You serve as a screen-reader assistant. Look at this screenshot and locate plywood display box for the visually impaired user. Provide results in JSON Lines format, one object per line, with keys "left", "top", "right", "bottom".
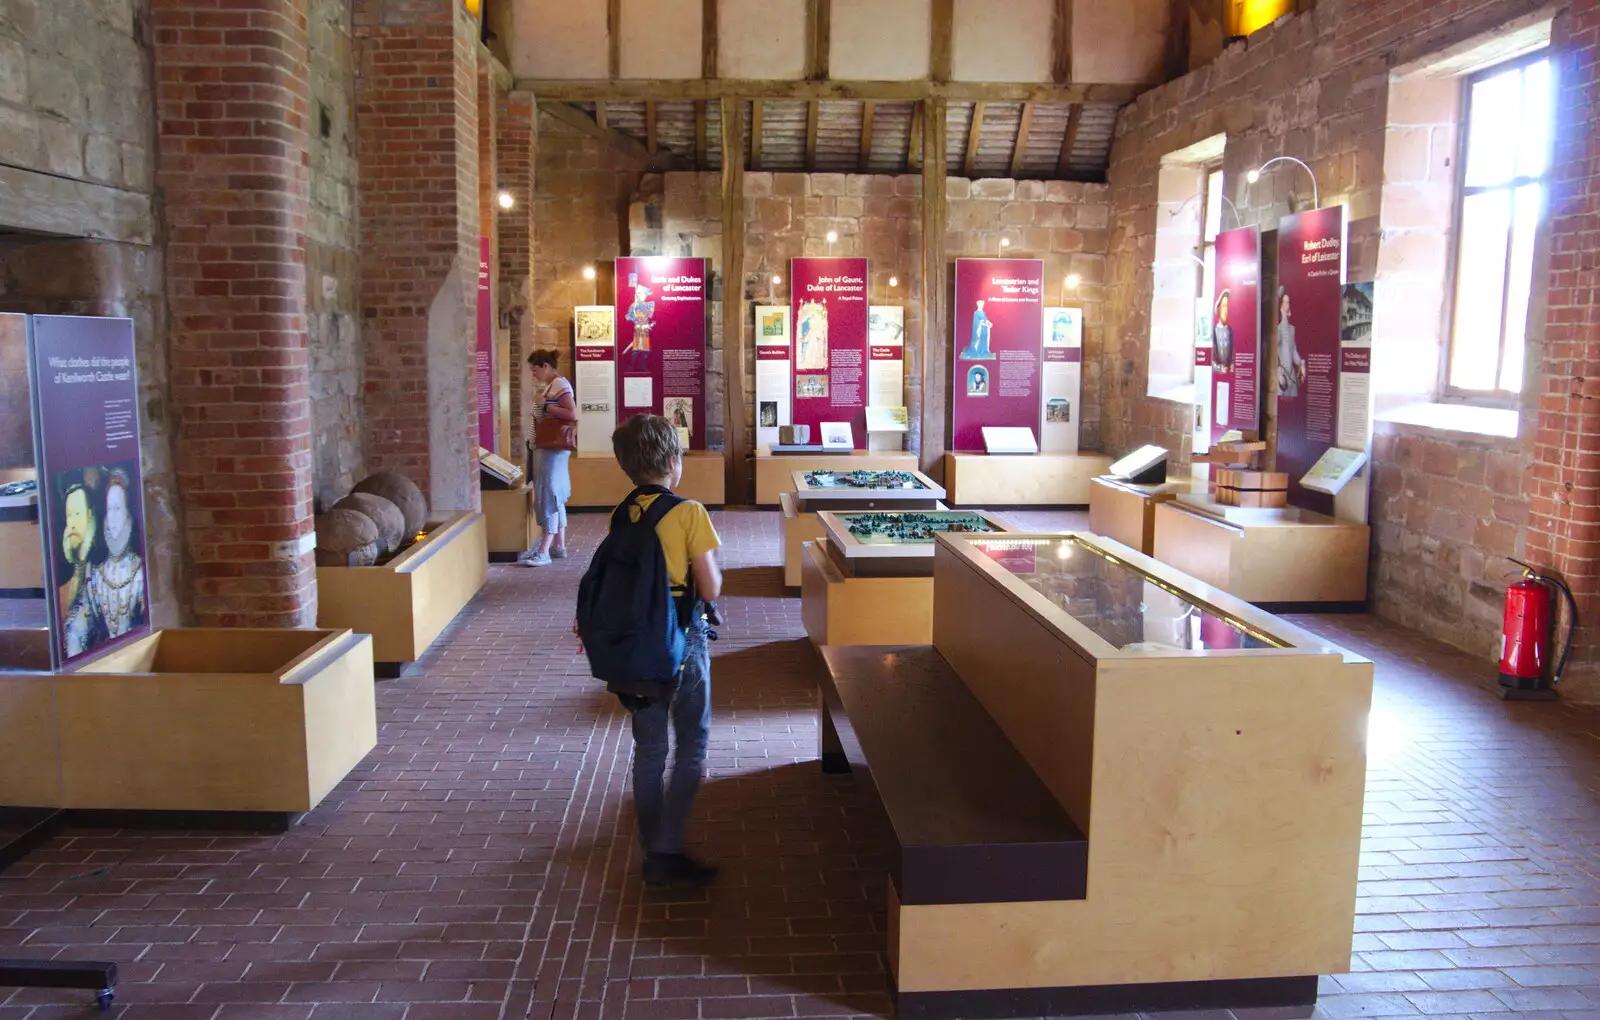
{"left": 317, "top": 511, "right": 489, "bottom": 667}
{"left": 942, "top": 452, "right": 1111, "bottom": 507}
{"left": 2, "top": 627, "right": 377, "bottom": 815}
{"left": 481, "top": 484, "right": 535, "bottom": 562}
{"left": 568, "top": 450, "right": 725, "bottom": 509}
{"left": 1152, "top": 502, "right": 1370, "bottom": 605}
{"left": 817, "top": 531, "right": 1372, "bottom": 1015}
{"left": 1087, "top": 477, "right": 1187, "bottom": 555}
{"left": 756, "top": 449, "right": 918, "bottom": 506}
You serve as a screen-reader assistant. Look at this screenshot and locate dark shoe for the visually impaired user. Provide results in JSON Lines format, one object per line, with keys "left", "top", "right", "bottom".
{"left": 642, "top": 852, "right": 718, "bottom": 888}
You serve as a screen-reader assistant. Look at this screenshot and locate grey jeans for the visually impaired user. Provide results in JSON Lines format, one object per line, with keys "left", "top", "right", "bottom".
{"left": 626, "top": 622, "right": 711, "bottom": 856}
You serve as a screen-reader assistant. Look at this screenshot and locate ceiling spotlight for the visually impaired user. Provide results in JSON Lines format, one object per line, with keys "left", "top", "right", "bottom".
{"left": 582, "top": 265, "right": 596, "bottom": 281}
{"left": 1066, "top": 273, "right": 1081, "bottom": 290}
{"left": 497, "top": 190, "right": 515, "bottom": 210}
{"left": 826, "top": 230, "right": 839, "bottom": 243}
{"left": 888, "top": 275, "right": 899, "bottom": 288}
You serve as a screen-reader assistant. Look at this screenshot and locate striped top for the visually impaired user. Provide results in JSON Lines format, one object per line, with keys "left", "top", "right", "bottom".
{"left": 527, "top": 376, "right": 573, "bottom": 442}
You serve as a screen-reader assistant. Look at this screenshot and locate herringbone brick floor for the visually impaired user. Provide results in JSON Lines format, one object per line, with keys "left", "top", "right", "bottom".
{"left": 4, "top": 509, "right": 1600, "bottom": 1020}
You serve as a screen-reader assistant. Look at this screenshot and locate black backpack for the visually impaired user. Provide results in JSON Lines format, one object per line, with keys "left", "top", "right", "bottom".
{"left": 576, "top": 486, "right": 693, "bottom": 697}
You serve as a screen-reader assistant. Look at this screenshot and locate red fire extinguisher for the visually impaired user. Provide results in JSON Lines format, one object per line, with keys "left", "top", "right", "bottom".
{"left": 1499, "top": 558, "right": 1577, "bottom": 697}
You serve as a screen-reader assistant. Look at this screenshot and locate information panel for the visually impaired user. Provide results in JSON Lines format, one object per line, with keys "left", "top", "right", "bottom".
{"left": 27, "top": 315, "right": 151, "bottom": 670}
{"left": 615, "top": 257, "right": 708, "bottom": 449}
{"left": 1275, "top": 206, "right": 1346, "bottom": 515}
{"left": 476, "top": 237, "right": 495, "bottom": 451}
{"left": 1042, "top": 306, "right": 1083, "bottom": 454}
{"left": 753, "top": 305, "right": 791, "bottom": 449}
{"left": 867, "top": 305, "right": 905, "bottom": 451}
{"left": 572, "top": 306, "right": 616, "bottom": 454}
{"left": 790, "top": 257, "right": 870, "bottom": 449}
{"left": 951, "top": 258, "right": 1045, "bottom": 452}
{"left": 1209, "top": 226, "right": 1261, "bottom": 444}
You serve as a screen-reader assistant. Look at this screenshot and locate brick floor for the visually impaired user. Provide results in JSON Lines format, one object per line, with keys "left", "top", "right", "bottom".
{"left": 4, "top": 509, "right": 1600, "bottom": 1020}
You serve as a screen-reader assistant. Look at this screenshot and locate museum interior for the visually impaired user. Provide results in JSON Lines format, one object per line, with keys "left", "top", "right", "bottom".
{"left": 5, "top": 0, "right": 1600, "bottom": 1017}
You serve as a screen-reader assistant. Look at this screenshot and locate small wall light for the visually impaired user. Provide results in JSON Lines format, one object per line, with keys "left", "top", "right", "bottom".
{"left": 582, "top": 265, "right": 596, "bottom": 281}
{"left": 888, "top": 275, "right": 899, "bottom": 288}
{"left": 497, "top": 190, "right": 515, "bottom": 210}
{"left": 771, "top": 274, "right": 782, "bottom": 286}
{"left": 1065, "top": 273, "right": 1081, "bottom": 290}
{"left": 1245, "top": 156, "right": 1320, "bottom": 208}
{"left": 1000, "top": 237, "right": 1012, "bottom": 249}
{"left": 825, "top": 230, "right": 839, "bottom": 244}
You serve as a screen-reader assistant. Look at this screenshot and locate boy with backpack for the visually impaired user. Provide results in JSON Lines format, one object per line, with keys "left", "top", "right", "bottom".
{"left": 575, "top": 414, "right": 723, "bottom": 887}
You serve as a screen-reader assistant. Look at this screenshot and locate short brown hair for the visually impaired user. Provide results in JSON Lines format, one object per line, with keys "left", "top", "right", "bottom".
{"left": 613, "top": 415, "right": 682, "bottom": 485}
{"left": 528, "top": 348, "right": 559, "bottom": 369}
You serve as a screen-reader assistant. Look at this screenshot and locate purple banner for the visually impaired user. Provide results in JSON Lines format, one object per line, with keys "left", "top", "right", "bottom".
{"left": 951, "top": 258, "right": 1045, "bottom": 451}
{"left": 1210, "top": 226, "right": 1261, "bottom": 444}
{"left": 790, "top": 257, "right": 869, "bottom": 449}
{"left": 476, "top": 237, "right": 495, "bottom": 451}
{"left": 616, "top": 257, "right": 708, "bottom": 449}
{"left": 28, "top": 316, "right": 150, "bottom": 670}
{"left": 1275, "top": 207, "right": 1346, "bottom": 515}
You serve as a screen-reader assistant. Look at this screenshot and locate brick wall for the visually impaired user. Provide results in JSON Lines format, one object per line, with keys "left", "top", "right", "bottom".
{"left": 152, "top": 0, "right": 318, "bottom": 628}
{"left": 0, "top": 0, "right": 151, "bottom": 192}
{"left": 1103, "top": 0, "right": 1585, "bottom": 683}
{"left": 308, "top": 0, "right": 364, "bottom": 510}
{"left": 355, "top": 0, "right": 482, "bottom": 512}
{"left": 498, "top": 91, "right": 536, "bottom": 453}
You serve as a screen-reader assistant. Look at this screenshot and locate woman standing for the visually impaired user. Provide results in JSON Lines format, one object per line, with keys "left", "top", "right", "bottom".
{"left": 523, "top": 349, "right": 576, "bottom": 566}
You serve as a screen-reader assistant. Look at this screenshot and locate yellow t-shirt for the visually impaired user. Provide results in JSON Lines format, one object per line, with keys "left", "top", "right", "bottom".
{"left": 626, "top": 494, "right": 721, "bottom": 590}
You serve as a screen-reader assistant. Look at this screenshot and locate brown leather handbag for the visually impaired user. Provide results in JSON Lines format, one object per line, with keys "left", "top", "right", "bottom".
{"left": 534, "top": 413, "right": 578, "bottom": 452}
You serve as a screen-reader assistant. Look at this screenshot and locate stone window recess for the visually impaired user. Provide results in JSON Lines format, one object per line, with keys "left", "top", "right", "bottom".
{"left": 1443, "top": 52, "right": 1553, "bottom": 398}
{"left": 1147, "top": 133, "right": 1227, "bottom": 406}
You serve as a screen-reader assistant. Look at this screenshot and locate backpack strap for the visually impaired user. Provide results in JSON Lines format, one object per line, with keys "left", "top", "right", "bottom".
{"left": 620, "top": 486, "right": 699, "bottom": 629}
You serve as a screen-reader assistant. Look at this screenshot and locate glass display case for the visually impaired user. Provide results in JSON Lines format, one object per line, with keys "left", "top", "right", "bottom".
{"left": 812, "top": 509, "right": 1011, "bottom": 582}
{"left": 790, "top": 467, "right": 947, "bottom": 511}
{"left": 963, "top": 535, "right": 1284, "bottom": 652}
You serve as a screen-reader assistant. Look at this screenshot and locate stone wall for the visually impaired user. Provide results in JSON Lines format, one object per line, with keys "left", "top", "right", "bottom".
{"left": 0, "top": 0, "right": 151, "bottom": 193}
{"left": 308, "top": 0, "right": 364, "bottom": 510}
{"left": 1102, "top": 0, "right": 1568, "bottom": 675}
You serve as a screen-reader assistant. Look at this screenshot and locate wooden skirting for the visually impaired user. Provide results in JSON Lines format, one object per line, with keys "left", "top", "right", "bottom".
{"left": 317, "top": 511, "right": 490, "bottom": 664}
{"left": 942, "top": 452, "right": 1111, "bottom": 507}
{"left": 1087, "top": 477, "right": 1181, "bottom": 556}
{"left": 568, "top": 450, "right": 726, "bottom": 509}
{"left": 800, "top": 541, "right": 936, "bottom": 646}
{"left": 482, "top": 484, "right": 535, "bottom": 561}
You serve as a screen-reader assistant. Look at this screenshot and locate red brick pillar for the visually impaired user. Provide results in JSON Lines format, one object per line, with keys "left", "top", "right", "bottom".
{"left": 354, "top": 0, "right": 481, "bottom": 511}
{"left": 497, "top": 91, "right": 536, "bottom": 457}
{"left": 151, "top": 0, "right": 318, "bottom": 627}
{"left": 1530, "top": 0, "right": 1600, "bottom": 681}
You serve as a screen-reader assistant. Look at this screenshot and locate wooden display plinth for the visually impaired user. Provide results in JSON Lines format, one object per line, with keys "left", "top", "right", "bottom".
{"left": 568, "top": 450, "right": 725, "bottom": 509}
{"left": 1087, "top": 477, "right": 1186, "bottom": 555}
{"left": 0, "top": 629, "right": 57, "bottom": 808}
{"left": 801, "top": 541, "right": 937, "bottom": 646}
{"left": 2, "top": 628, "right": 376, "bottom": 815}
{"left": 481, "top": 484, "right": 535, "bottom": 562}
{"left": 851, "top": 533, "right": 1373, "bottom": 1015}
{"left": 941, "top": 452, "right": 1111, "bottom": 507}
{"left": 0, "top": 520, "right": 43, "bottom": 594}
{"left": 780, "top": 491, "right": 826, "bottom": 589}
{"left": 317, "top": 511, "right": 489, "bottom": 669}
{"left": 1152, "top": 502, "right": 1370, "bottom": 605}
{"left": 756, "top": 449, "right": 916, "bottom": 506}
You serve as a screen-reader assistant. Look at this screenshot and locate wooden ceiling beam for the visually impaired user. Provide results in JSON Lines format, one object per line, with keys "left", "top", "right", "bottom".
{"left": 607, "top": 0, "right": 621, "bottom": 78}
{"left": 1011, "top": 101, "right": 1034, "bottom": 178}
{"left": 695, "top": 102, "right": 708, "bottom": 167}
{"left": 594, "top": 101, "right": 607, "bottom": 130}
{"left": 516, "top": 79, "right": 1143, "bottom": 105}
{"left": 964, "top": 101, "right": 985, "bottom": 178}
{"left": 645, "top": 100, "right": 658, "bottom": 155}
{"left": 931, "top": 0, "right": 953, "bottom": 82}
{"left": 907, "top": 99, "right": 924, "bottom": 172}
{"left": 702, "top": 0, "right": 718, "bottom": 79}
{"left": 859, "top": 100, "right": 876, "bottom": 173}
{"left": 538, "top": 100, "right": 661, "bottom": 169}
{"left": 751, "top": 100, "right": 765, "bottom": 170}
{"left": 1057, "top": 103, "right": 1083, "bottom": 178}
{"left": 805, "top": 100, "right": 819, "bottom": 171}
{"left": 1052, "top": 0, "right": 1072, "bottom": 84}
{"left": 807, "top": 0, "right": 832, "bottom": 80}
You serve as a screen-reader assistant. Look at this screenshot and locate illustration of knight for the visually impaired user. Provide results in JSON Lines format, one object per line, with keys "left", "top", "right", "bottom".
{"left": 621, "top": 272, "right": 656, "bottom": 371}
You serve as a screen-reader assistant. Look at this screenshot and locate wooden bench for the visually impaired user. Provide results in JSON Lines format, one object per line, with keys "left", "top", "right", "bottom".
{"left": 816, "top": 644, "right": 1087, "bottom": 906}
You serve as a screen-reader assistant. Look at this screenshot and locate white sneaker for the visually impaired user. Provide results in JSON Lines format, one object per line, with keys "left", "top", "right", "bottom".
{"left": 522, "top": 553, "right": 552, "bottom": 567}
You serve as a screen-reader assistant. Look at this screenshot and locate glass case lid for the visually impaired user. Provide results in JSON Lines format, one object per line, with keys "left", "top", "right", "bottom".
{"left": 961, "top": 535, "right": 1288, "bottom": 652}
{"left": 801, "top": 469, "right": 930, "bottom": 490}
{"left": 833, "top": 510, "right": 1003, "bottom": 545}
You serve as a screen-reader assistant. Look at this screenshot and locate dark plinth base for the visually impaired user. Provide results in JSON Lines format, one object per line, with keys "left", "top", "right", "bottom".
{"left": 894, "top": 974, "right": 1317, "bottom": 1019}
{"left": 488, "top": 551, "right": 524, "bottom": 564}
{"left": 64, "top": 808, "right": 297, "bottom": 834}
{"left": 820, "top": 751, "right": 850, "bottom": 774}
{"left": 0, "top": 587, "right": 45, "bottom": 600}
{"left": 0, "top": 960, "right": 118, "bottom": 1011}
{"left": 1499, "top": 674, "right": 1560, "bottom": 701}
{"left": 375, "top": 661, "right": 409, "bottom": 680}
{"left": 1258, "top": 600, "right": 1370, "bottom": 615}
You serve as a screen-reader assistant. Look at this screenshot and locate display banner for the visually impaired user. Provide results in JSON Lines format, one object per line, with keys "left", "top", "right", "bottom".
{"left": 27, "top": 316, "right": 150, "bottom": 671}
{"left": 867, "top": 305, "right": 905, "bottom": 451}
{"left": 951, "top": 258, "right": 1045, "bottom": 452}
{"left": 615, "top": 257, "right": 708, "bottom": 449}
{"left": 1275, "top": 206, "right": 1346, "bottom": 515}
{"left": 753, "top": 305, "right": 792, "bottom": 448}
{"left": 1339, "top": 282, "right": 1374, "bottom": 451}
{"left": 1192, "top": 304, "right": 1213, "bottom": 453}
{"left": 790, "top": 257, "right": 870, "bottom": 449}
{"left": 476, "top": 237, "right": 495, "bottom": 451}
{"left": 572, "top": 306, "right": 617, "bottom": 454}
{"left": 1209, "top": 226, "right": 1262, "bottom": 444}
{"left": 1042, "top": 307, "right": 1083, "bottom": 454}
